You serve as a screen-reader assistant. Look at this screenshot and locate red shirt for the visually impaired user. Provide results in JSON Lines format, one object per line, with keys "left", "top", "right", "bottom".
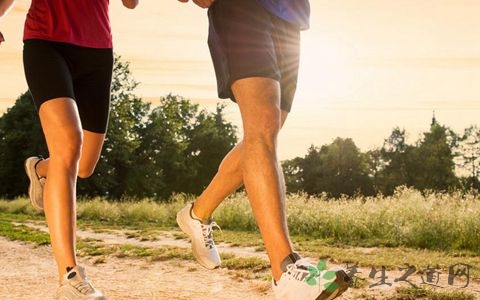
{"left": 24, "top": 0, "right": 112, "bottom": 49}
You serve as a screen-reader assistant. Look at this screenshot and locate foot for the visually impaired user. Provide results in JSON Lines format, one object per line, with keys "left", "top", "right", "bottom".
{"left": 56, "top": 265, "right": 108, "bottom": 300}
{"left": 273, "top": 254, "right": 350, "bottom": 300}
{"left": 24, "top": 156, "right": 45, "bottom": 211}
{"left": 176, "top": 203, "right": 221, "bottom": 269}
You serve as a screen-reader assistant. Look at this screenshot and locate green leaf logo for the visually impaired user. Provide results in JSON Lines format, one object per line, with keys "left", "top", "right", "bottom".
{"left": 306, "top": 266, "right": 319, "bottom": 286}
{"left": 324, "top": 281, "right": 339, "bottom": 292}
{"left": 322, "top": 270, "right": 337, "bottom": 280}
{"left": 305, "top": 259, "right": 339, "bottom": 293}
{"left": 317, "top": 259, "right": 327, "bottom": 271}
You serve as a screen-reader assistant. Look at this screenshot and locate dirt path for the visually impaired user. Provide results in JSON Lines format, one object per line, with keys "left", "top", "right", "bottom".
{"left": 1, "top": 223, "right": 478, "bottom": 299}
{"left": 0, "top": 236, "right": 273, "bottom": 300}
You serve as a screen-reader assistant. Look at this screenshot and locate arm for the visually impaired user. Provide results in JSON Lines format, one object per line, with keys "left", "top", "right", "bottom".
{"left": 122, "top": 0, "right": 139, "bottom": 9}
{"left": 0, "top": 0, "right": 14, "bottom": 18}
{"left": 0, "top": 0, "right": 15, "bottom": 44}
{"left": 177, "top": 0, "right": 214, "bottom": 9}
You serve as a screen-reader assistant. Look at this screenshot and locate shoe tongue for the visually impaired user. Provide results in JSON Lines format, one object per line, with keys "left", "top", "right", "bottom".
{"left": 280, "top": 252, "right": 302, "bottom": 273}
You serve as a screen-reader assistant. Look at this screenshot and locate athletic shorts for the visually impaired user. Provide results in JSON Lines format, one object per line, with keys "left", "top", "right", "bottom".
{"left": 23, "top": 39, "right": 113, "bottom": 133}
{"left": 207, "top": 0, "right": 301, "bottom": 112}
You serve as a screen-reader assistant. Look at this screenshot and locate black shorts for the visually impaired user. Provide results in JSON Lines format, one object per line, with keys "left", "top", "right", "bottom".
{"left": 23, "top": 39, "right": 113, "bottom": 133}
{"left": 207, "top": 0, "right": 301, "bottom": 112}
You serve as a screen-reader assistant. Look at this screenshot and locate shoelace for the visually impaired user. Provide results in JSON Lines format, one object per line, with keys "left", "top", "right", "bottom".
{"left": 71, "top": 279, "right": 95, "bottom": 295}
{"left": 200, "top": 221, "right": 221, "bottom": 249}
{"left": 285, "top": 258, "right": 317, "bottom": 281}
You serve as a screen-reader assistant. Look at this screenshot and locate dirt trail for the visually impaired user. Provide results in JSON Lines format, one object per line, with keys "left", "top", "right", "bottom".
{"left": 1, "top": 223, "right": 479, "bottom": 300}
{"left": 0, "top": 236, "right": 273, "bottom": 300}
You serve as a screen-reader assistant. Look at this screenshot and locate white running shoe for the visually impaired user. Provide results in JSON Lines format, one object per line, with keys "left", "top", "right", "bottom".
{"left": 56, "top": 265, "right": 108, "bottom": 300}
{"left": 273, "top": 255, "right": 350, "bottom": 300}
{"left": 24, "top": 156, "right": 45, "bottom": 211}
{"left": 176, "top": 203, "right": 221, "bottom": 269}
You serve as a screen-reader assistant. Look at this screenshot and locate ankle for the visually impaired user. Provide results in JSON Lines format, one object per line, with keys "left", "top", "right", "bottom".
{"left": 35, "top": 158, "right": 46, "bottom": 178}
{"left": 191, "top": 203, "right": 211, "bottom": 222}
{"left": 280, "top": 252, "right": 301, "bottom": 272}
{"left": 273, "top": 252, "right": 301, "bottom": 281}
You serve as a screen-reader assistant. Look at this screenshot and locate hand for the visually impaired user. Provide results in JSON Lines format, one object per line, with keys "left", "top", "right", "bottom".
{"left": 177, "top": 0, "right": 214, "bottom": 9}
{"left": 122, "top": 0, "right": 139, "bottom": 9}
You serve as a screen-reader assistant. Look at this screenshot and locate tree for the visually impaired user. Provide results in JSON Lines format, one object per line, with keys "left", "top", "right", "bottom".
{"left": 184, "top": 104, "right": 237, "bottom": 194}
{"left": 133, "top": 94, "right": 237, "bottom": 199}
{"left": 377, "top": 127, "right": 413, "bottom": 195}
{"left": 0, "top": 92, "right": 47, "bottom": 197}
{"left": 299, "top": 138, "right": 373, "bottom": 197}
{"left": 282, "top": 157, "right": 304, "bottom": 193}
{"left": 454, "top": 125, "right": 480, "bottom": 190}
{"left": 77, "top": 55, "right": 150, "bottom": 198}
{"left": 365, "top": 147, "right": 383, "bottom": 194}
{"left": 409, "top": 121, "right": 459, "bottom": 191}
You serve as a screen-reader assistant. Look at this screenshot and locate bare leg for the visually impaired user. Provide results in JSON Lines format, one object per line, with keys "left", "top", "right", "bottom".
{"left": 233, "top": 77, "right": 292, "bottom": 281}
{"left": 38, "top": 98, "right": 81, "bottom": 282}
{"left": 192, "top": 142, "right": 243, "bottom": 220}
{"left": 34, "top": 131, "right": 105, "bottom": 179}
{"left": 193, "top": 78, "right": 291, "bottom": 280}
{"left": 36, "top": 98, "right": 106, "bottom": 282}
{"left": 193, "top": 109, "right": 289, "bottom": 220}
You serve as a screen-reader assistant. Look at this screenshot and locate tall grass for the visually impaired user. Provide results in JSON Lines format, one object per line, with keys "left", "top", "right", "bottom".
{"left": 284, "top": 187, "right": 480, "bottom": 250}
{"left": 1, "top": 187, "right": 479, "bottom": 253}
{"left": 215, "top": 188, "right": 480, "bottom": 253}
{"left": 77, "top": 193, "right": 191, "bottom": 227}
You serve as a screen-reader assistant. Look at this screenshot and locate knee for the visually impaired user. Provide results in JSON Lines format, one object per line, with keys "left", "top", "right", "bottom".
{"left": 49, "top": 134, "right": 83, "bottom": 171}
{"left": 64, "top": 137, "right": 83, "bottom": 167}
{"left": 244, "top": 123, "right": 280, "bottom": 149}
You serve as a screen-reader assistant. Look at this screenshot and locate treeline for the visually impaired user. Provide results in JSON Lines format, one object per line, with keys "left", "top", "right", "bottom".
{"left": 283, "top": 123, "right": 480, "bottom": 197}
{"left": 0, "top": 56, "right": 478, "bottom": 200}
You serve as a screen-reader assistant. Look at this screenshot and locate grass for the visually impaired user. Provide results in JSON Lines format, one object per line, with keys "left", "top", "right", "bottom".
{"left": 1, "top": 189, "right": 480, "bottom": 265}
{"left": 283, "top": 188, "right": 480, "bottom": 253}
{"left": 389, "top": 286, "right": 476, "bottom": 300}
{"left": 0, "top": 218, "right": 50, "bottom": 246}
{"left": 0, "top": 188, "right": 479, "bottom": 299}
{"left": 0, "top": 212, "right": 49, "bottom": 246}
{"left": 3, "top": 188, "right": 480, "bottom": 255}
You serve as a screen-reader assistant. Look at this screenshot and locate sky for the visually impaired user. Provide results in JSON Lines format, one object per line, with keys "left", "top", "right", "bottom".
{"left": 1, "top": 0, "right": 480, "bottom": 160}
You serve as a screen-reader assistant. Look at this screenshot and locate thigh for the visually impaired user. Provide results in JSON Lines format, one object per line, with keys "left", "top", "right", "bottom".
{"left": 71, "top": 47, "right": 113, "bottom": 134}
{"left": 208, "top": 0, "right": 280, "bottom": 101}
{"left": 23, "top": 39, "right": 76, "bottom": 110}
{"left": 38, "top": 98, "right": 83, "bottom": 158}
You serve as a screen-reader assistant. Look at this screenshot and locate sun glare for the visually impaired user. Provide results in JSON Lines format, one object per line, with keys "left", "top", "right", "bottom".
{"left": 299, "top": 33, "right": 358, "bottom": 101}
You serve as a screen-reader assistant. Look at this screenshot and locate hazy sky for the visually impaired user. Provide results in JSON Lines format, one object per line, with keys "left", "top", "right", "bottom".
{"left": 1, "top": 0, "right": 479, "bottom": 159}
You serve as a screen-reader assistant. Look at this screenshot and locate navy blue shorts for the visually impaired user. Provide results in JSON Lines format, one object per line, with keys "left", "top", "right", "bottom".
{"left": 23, "top": 39, "right": 113, "bottom": 133}
{"left": 207, "top": 0, "right": 301, "bottom": 112}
